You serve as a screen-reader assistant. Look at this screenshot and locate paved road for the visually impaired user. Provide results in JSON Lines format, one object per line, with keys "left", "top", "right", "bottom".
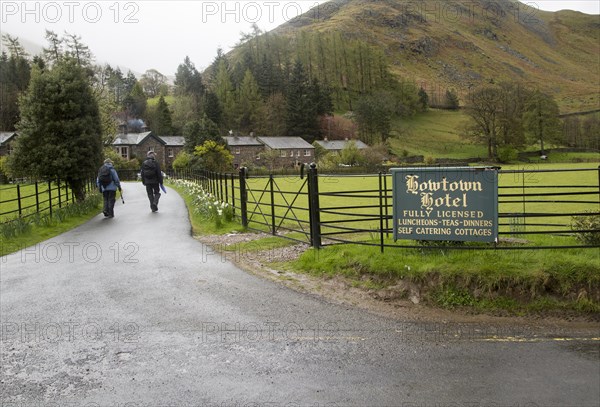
{"left": 1, "top": 183, "right": 599, "bottom": 406}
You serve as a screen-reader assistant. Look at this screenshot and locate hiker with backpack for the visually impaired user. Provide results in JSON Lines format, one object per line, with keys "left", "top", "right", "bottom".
{"left": 97, "top": 158, "right": 121, "bottom": 218}
{"left": 141, "top": 151, "right": 164, "bottom": 212}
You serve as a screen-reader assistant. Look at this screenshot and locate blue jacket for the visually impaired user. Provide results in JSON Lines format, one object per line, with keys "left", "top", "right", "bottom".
{"left": 96, "top": 163, "right": 121, "bottom": 192}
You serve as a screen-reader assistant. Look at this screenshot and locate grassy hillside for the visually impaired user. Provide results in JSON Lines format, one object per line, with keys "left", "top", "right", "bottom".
{"left": 387, "top": 109, "right": 487, "bottom": 159}
{"left": 274, "top": 0, "right": 600, "bottom": 112}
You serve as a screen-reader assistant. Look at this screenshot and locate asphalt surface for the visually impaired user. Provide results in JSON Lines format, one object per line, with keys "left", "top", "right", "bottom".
{"left": 1, "top": 182, "right": 599, "bottom": 407}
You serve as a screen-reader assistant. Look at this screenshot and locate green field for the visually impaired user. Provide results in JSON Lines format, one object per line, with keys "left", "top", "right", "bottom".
{"left": 0, "top": 182, "right": 77, "bottom": 223}
{"left": 147, "top": 95, "right": 176, "bottom": 107}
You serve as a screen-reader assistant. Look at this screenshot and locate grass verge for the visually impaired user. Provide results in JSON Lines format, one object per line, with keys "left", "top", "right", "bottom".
{"left": 0, "top": 193, "right": 102, "bottom": 257}
{"left": 292, "top": 241, "right": 600, "bottom": 315}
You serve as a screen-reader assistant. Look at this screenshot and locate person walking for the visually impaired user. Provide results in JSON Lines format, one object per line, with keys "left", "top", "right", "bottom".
{"left": 141, "top": 151, "right": 164, "bottom": 212}
{"left": 97, "top": 158, "right": 121, "bottom": 218}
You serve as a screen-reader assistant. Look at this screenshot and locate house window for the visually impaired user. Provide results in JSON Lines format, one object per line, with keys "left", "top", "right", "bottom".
{"left": 235, "top": 148, "right": 241, "bottom": 155}
{"left": 168, "top": 148, "right": 174, "bottom": 158}
{"left": 295, "top": 150, "right": 300, "bottom": 157}
{"left": 280, "top": 150, "right": 287, "bottom": 158}
{"left": 256, "top": 154, "right": 261, "bottom": 161}
{"left": 6, "top": 144, "right": 14, "bottom": 155}
{"left": 304, "top": 149, "right": 311, "bottom": 157}
{"left": 148, "top": 147, "right": 154, "bottom": 153}
{"left": 117, "top": 146, "right": 129, "bottom": 159}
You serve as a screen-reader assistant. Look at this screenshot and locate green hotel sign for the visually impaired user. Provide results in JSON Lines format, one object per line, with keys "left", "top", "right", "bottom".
{"left": 392, "top": 167, "right": 499, "bottom": 243}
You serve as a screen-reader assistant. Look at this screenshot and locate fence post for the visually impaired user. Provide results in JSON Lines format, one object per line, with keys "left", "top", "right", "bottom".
{"left": 270, "top": 175, "right": 276, "bottom": 235}
{"left": 239, "top": 167, "right": 248, "bottom": 228}
{"left": 220, "top": 172, "right": 224, "bottom": 202}
{"left": 48, "top": 181, "right": 53, "bottom": 216}
{"left": 307, "top": 163, "right": 322, "bottom": 249}
{"left": 224, "top": 173, "right": 229, "bottom": 205}
{"left": 378, "top": 172, "right": 385, "bottom": 254}
{"left": 35, "top": 182, "right": 40, "bottom": 213}
{"left": 521, "top": 167, "right": 526, "bottom": 231}
{"left": 231, "top": 173, "right": 236, "bottom": 218}
{"left": 17, "top": 184, "right": 22, "bottom": 217}
{"left": 57, "top": 180, "right": 62, "bottom": 208}
{"left": 213, "top": 172, "right": 217, "bottom": 196}
{"left": 383, "top": 173, "right": 390, "bottom": 238}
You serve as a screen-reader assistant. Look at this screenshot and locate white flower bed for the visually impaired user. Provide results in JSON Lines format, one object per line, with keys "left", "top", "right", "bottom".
{"left": 171, "top": 179, "right": 233, "bottom": 227}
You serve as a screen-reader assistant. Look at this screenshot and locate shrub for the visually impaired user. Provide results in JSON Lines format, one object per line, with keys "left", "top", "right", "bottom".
{"left": 497, "top": 147, "right": 518, "bottom": 163}
{"left": 571, "top": 211, "right": 600, "bottom": 245}
{"left": 424, "top": 156, "right": 436, "bottom": 165}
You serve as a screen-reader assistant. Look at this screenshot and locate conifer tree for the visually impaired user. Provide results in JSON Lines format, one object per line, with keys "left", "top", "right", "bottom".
{"left": 152, "top": 96, "right": 173, "bottom": 136}
{"left": 286, "top": 60, "right": 319, "bottom": 141}
{"left": 9, "top": 59, "right": 103, "bottom": 201}
{"left": 0, "top": 36, "right": 31, "bottom": 130}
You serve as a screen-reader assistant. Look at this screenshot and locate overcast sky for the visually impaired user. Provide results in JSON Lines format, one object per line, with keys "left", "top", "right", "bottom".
{"left": 1, "top": 1, "right": 599, "bottom": 76}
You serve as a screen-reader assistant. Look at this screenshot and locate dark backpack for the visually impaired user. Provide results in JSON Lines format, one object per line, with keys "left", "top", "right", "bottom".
{"left": 98, "top": 165, "right": 112, "bottom": 187}
{"left": 142, "top": 160, "right": 158, "bottom": 182}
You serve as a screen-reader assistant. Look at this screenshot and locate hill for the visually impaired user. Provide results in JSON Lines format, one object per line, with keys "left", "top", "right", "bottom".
{"left": 271, "top": 0, "right": 599, "bottom": 113}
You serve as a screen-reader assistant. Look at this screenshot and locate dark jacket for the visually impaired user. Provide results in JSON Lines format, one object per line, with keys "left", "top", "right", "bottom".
{"left": 141, "top": 157, "right": 163, "bottom": 185}
{"left": 96, "top": 163, "right": 121, "bottom": 192}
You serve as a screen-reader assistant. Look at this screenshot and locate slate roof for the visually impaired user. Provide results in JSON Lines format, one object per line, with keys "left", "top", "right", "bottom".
{"left": 257, "top": 137, "right": 314, "bottom": 150}
{"left": 224, "top": 136, "right": 264, "bottom": 146}
{"left": 0, "top": 132, "right": 17, "bottom": 145}
{"left": 112, "top": 132, "right": 164, "bottom": 146}
{"left": 159, "top": 136, "right": 185, "bottom": 146}
{"left": 315, "top": 140, "right": 369, "bottom": 150}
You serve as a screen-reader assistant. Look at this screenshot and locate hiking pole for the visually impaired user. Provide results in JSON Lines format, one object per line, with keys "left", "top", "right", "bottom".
{"left": 120, "top": 188, "right": 125, "bottom": 204}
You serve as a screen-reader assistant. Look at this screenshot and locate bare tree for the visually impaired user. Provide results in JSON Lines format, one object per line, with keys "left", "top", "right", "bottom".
{"left": 463, "top": 86, "right": 502, "bottom": 160}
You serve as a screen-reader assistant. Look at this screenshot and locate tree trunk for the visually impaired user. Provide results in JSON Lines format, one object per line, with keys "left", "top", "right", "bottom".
{"left": 67, "top": 178, "right": 87, "bottom": 202}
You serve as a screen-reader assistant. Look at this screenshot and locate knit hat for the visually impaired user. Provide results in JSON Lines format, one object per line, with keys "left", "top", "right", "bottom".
{"left": 147, "top": 151, "right": 156, "bottom": 158}
{"left": 104, "top": 158, "right": 113, "bottom": 165}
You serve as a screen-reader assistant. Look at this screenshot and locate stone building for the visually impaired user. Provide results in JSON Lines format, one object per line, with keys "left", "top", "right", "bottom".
{"left": 112, "top": 132, "right": 167, "bottom": 167}
{"left": 0, "top": 132, "right": 18, "bottom": 157}
{"left": 159, "top": 136, "right": 185, "bottom": 169}
{"left": 224, "top": 136, "right": 265, "bottom": 169}
{"left": 257, "top": 137, "right": 315, "bottom": 168}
